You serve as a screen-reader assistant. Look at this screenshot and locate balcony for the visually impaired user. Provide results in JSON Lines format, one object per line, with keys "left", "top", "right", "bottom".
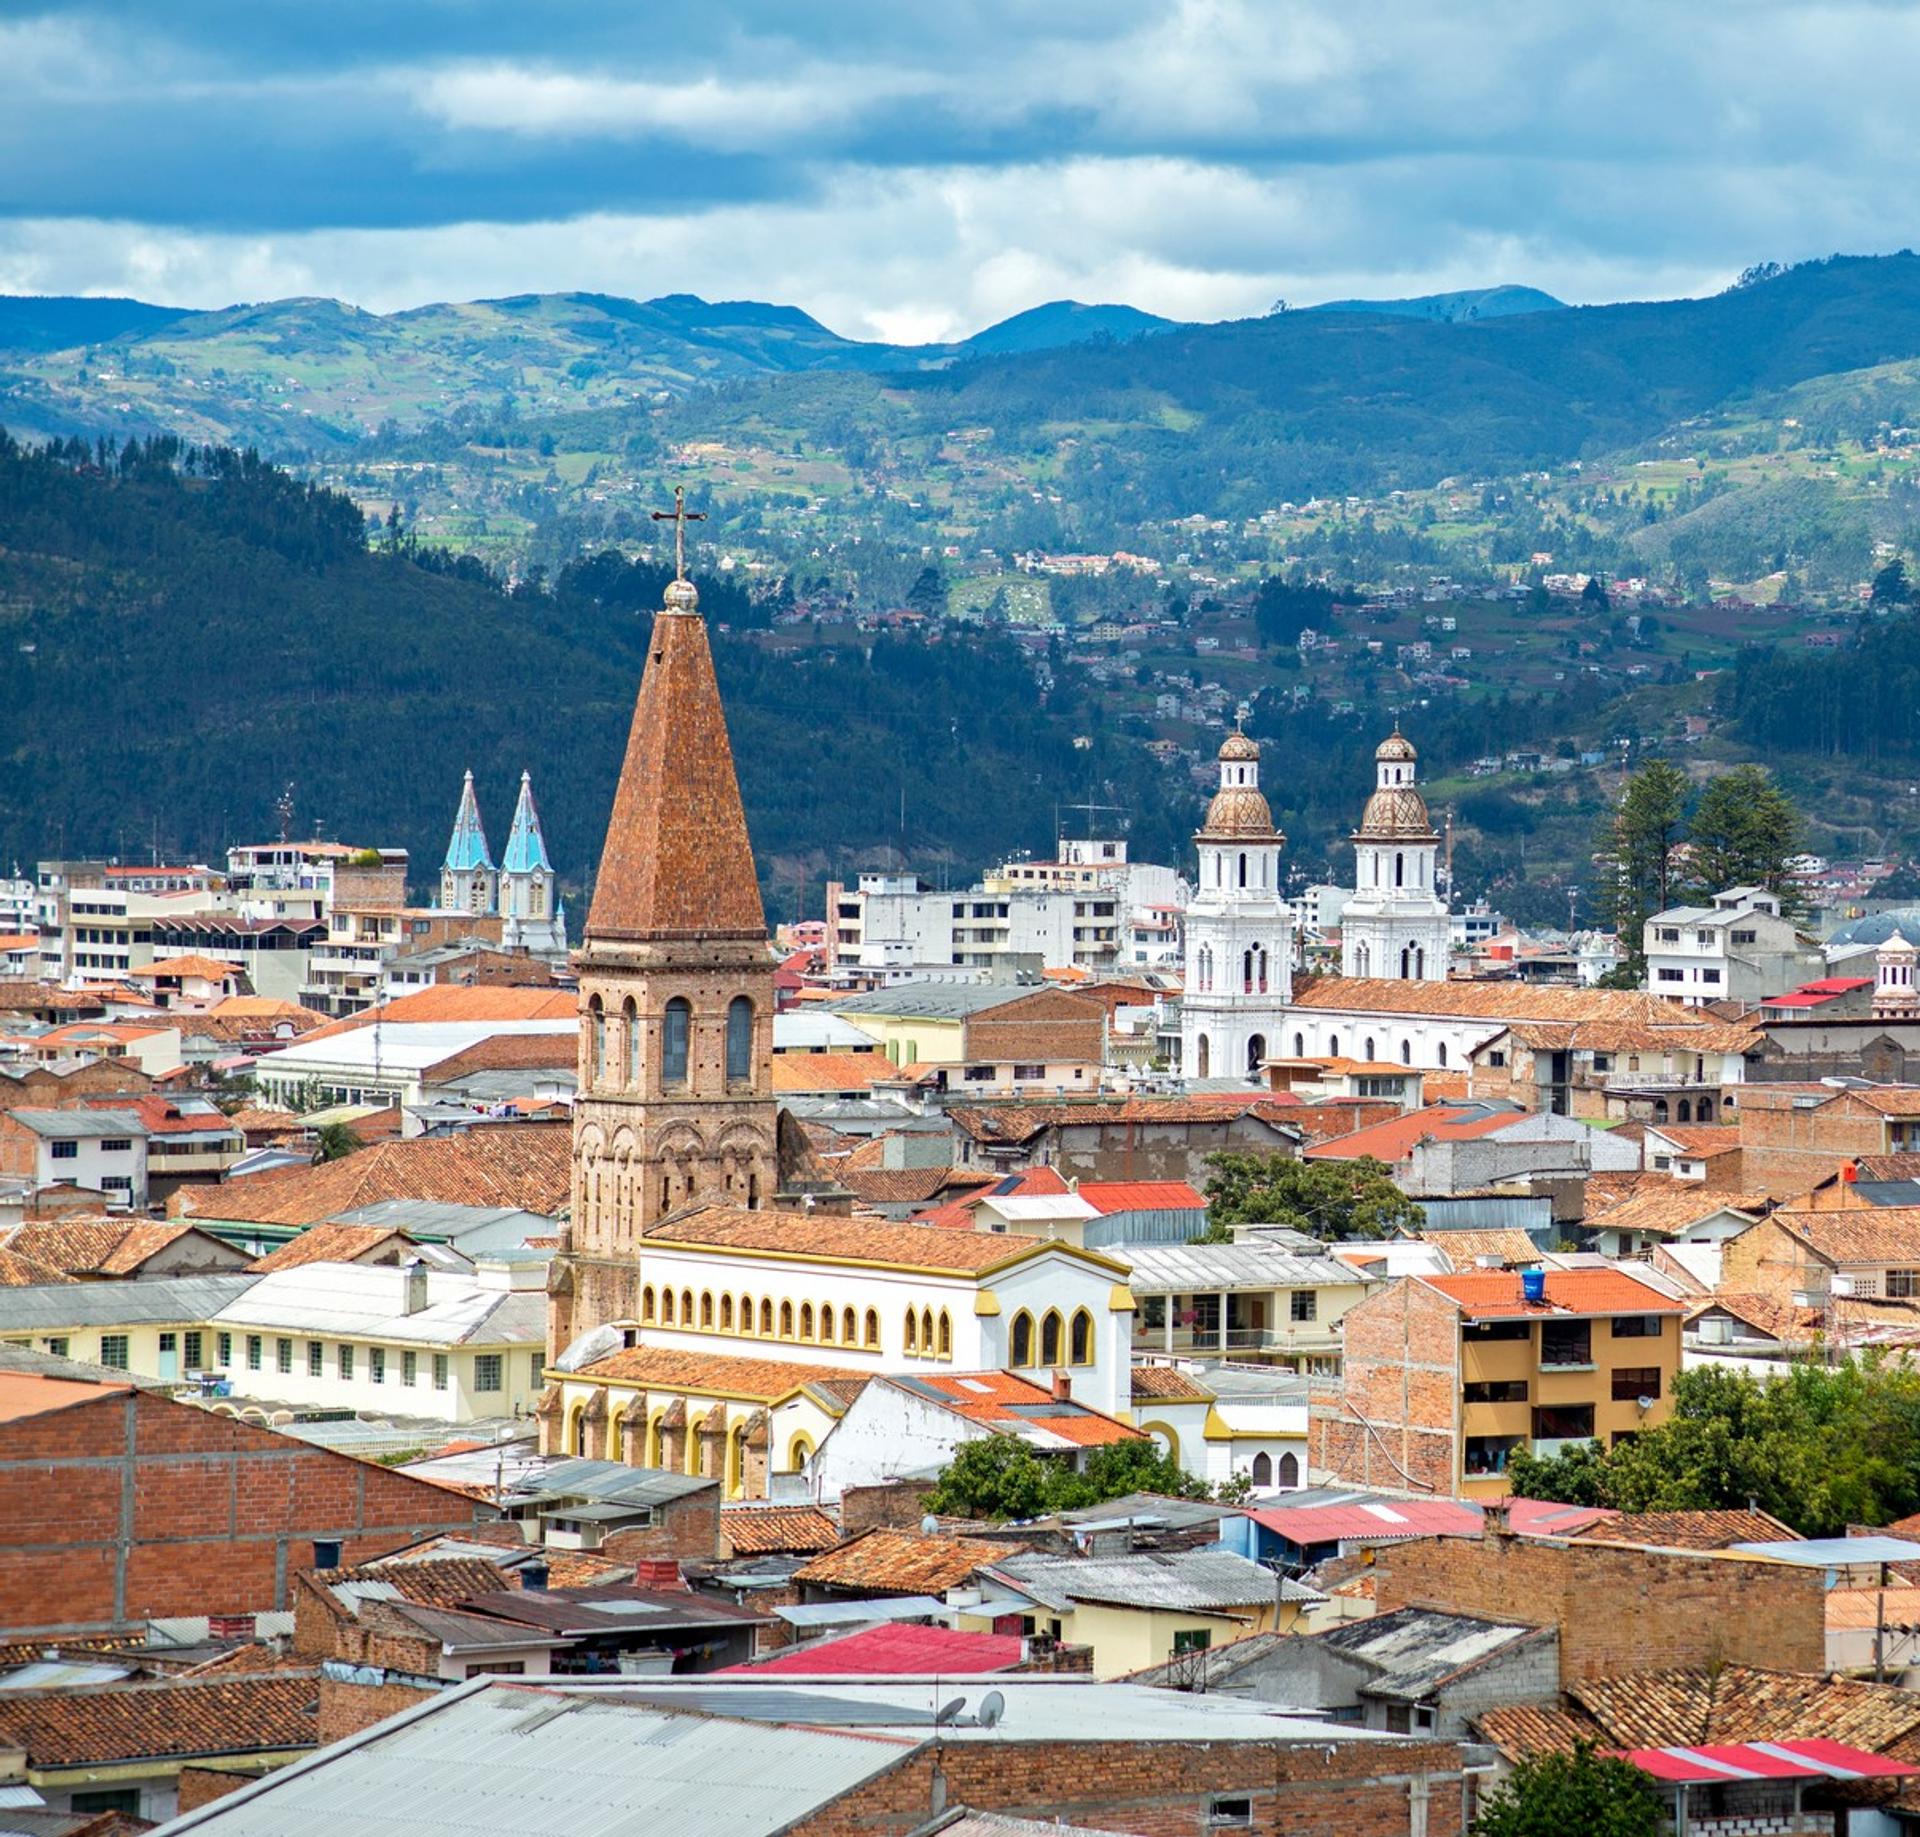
{"left": 1150, "top": 1324, "right": 1337, "bottom": 1358}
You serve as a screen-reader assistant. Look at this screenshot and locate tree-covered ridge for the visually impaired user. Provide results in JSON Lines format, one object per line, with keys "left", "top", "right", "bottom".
{"left": 0, "top": 433, "right": 1184, "bottom": 917}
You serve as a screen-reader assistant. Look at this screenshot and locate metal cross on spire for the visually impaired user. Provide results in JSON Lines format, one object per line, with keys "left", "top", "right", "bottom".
{"left": 651, "top": 484, "right": 706, "bottom": 582}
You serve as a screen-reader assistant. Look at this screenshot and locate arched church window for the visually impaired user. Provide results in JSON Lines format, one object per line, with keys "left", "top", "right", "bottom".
{"left": 1279, "top": 1451, "right": 1299, "bottom": 1487}
{"left": 700, "top": 1292, "right": 714, "bottom": 1328}
{"left": 1294, "top": 1032, "right": 1305, "bottom": 1057}
{"left": 843, "top": 1306, "right": 857, "bottom": 1344}
{"left": 1247, "top": 1034, "right": 1266, "bottom": 1075}
{"left": 1242, "top": 948, "right": 1254, "bottom": 993}
{"left": 726, "top": 997, "right": 754, "bottom": 1084}
{"left": 921, "top": 1307, "right": 935, "bottom": 1354}
{"left": 1196, "top": 1035, "right": 1210, "bottom": 1079}
{"left": 1402, "top": 1039, "right": 1413, "bottom": 1065}
{"left": 662, "top": 998, "right": 691, "bottom": 1088}
{"left": 1328, "top": 1034, "right": 1340, "bottom": 1058}
{"left": 1251, "top": 1452, "right": 1272, "bottom": 1486}
{"left": 661, "top": 1290, "right": 675, "bottom": 1325}
{"left": 904, "top": 1310, "right": 918, "bottom": 1354}
{"left": 624, "top": 998, "right": 640, "bottom": 1087}
{"left": 1070, "top": 1309, "right": 1093, "bottom": 1365}
{"left": 1239, "top": 852, "right": 1248, "bottom": 888}
{"left": 1364, "top": 1036, "right": 1376, "bottom": 1061}
{"left": 760, "top": 1299, "right": 774, "bottom": 1335}
{"left": 779, "top": 1301, "right": 794, "bottom": 1337}
{"left": 642, "top": 1286, "right": 656, "bottom": 1323}
{"left": 864, "top": 1308, "right": 880, "bottom": 1348}
{"left": 938, "top": 1311, "right": 952, "bottom": 1357}
{"left": 817, "top": 1304, "right": 835, "bottom": 1344}
{"left": 589, "top": 997, "right": 606, "bottom": 1086}
{"left": 1011, "top": 1311, "right": 1034, "bottom": 1365}
{"left": 1395, "top": 852, "right": 1405, "bottom": 888}
{"left": 1040, "top": 1310, "right": 1064, "bottom": 1367}
{"left": 720, "top": 1295, "right": 734, "bottom": 1331}
{"left": 1437, "top": 1042, "right": 1448, "bottom": 1067}
{"left": 1257, "top": 947, "right": 1268, "bottom": 994}
{"left": 799, "top": 1303, "right": 814, "bottom": 1341}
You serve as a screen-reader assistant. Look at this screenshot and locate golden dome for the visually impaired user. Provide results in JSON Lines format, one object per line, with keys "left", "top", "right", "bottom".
{"left": 1355, "top": 785, "right": 1437, "bottom": 841}
{"left": 1199, "top": 786, "right": 1281, "bottom": 840}
{"left": 1376, "top": 727, "right": 1417, "bottom": 764}
{"left": 1218, "top": 730, "right": 1260, "bottom": 763}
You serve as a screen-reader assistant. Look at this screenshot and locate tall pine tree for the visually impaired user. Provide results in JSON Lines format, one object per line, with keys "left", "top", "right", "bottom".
{"left": 1594, "top": 760, "right": 1690, "bottom": 975}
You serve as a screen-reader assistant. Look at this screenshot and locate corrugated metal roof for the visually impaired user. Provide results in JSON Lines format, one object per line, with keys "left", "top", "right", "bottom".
{"left": 980, "top": 1550, "right": 1316, "bottom": 1614}
{"left": 210, "top": 1263, "right": 545, "bottom": 1346}
{"left": 7, "top": 1108, "right": 149, "bottom": 1138}
{"left": 155, "top": 1679, "right": 917, "bottom": 1834}
{"left": 1117, "top": 1242, "right": 1363, "bottom": 1294}
{"left": 774, "top": 1597, "right": 951, "bottom": 1629}
{"left": 504, "top": 1459, "right": 715, "bottom": 1512}
{"left": 0, "top": 1272, "right": 257, "bottom": 1330}
{"left": 1732, "top": 1537, "right": 1920, "bottom": 1567}
{"left": 1314, "top": 1607, "right": 1546, "bottom": 1700}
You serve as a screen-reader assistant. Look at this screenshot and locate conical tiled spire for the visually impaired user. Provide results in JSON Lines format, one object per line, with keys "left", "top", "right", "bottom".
{"left": 502, "top": 771, "right": 553, "bottom": 875}
{"left": 443, "top": 769, "right": 494, "bottom": 872}
{"left": 585, "top": 576, "right": 765, "bottom": 943}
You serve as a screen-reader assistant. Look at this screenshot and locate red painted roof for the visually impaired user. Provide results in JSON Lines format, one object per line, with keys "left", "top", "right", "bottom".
{"left": 1074, "top": 1180, "right": 1206, "bottom": 1213}
{"left": 1247, "top": 1495, "right": 1613, "bottom": 1544}
{"left": 723, "top": 1623, "right": 1024, "bottom": 1676}
{"left": 1766, "top": 978, "right": 1874, "bottom": 1007}
{"left": 894, "top": 1370, "right": 1144, "bottom": 1448}
{"left": 1419, "top": 1268, "right": 1686, "bottom": 1319}
{"left": 1618, "top": 1739, "right": 1919, "bottom": 1786}
{"left": 1304, "top": 1104, "right": 1521, "bottom": 1163}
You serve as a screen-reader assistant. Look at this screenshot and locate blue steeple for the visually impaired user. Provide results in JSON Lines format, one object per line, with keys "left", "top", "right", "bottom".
{"left": 444, "top": 769, "right": 495, "bottom": 873}
{"left": 501, "top": 771, "right": 553, "bottom": 875}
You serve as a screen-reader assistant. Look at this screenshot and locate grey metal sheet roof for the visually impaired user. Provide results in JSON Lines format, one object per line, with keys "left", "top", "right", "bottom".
{"left": 331, "top": 1200, "right": 559, "bottom": 1236}
{"left": 1117, "top": 1242, "right": 1361, "bottom": 1294}
{"left": 1732, "top": 1536, "right": 1920, "bottom": 1566}
{"left": 775, "top": 1596, "right": 950, "bottom": 1628}
{"left": 0, "top": 1272, "right": 257, "bottom": 1330}
{"left": 981, "top": 1550, "right": 1316, "bottom": 1614}
{"left": 151, "top": 1682, "right": 917, "bottom": 1835}
{"left": 825, "top": 985, "right": 1025, "bottom": 1019}
{"left": 7, "top": 1107, "right": 148, "bottom": 1137}
{"left": 503, "top": 1458, "right": 716, "bottom": 1511}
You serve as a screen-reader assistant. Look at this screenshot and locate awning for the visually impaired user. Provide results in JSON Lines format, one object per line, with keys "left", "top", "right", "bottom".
{"left": 1616, "top": 1739, "right": 1920, "bottom": 1785}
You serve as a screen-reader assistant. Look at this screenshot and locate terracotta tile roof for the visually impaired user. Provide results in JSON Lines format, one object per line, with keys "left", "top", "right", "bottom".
{"left": 1584, "top": 1170, "right": 1666, "bottom": 1213}
{"left": 1476, "top": 1700, "right": 1609, "bottom": 1761}
{"left": 175, "top": 1122, "right": 570, "bottom": 1225}
{"left": 585, "top": 594, "right": 765, "bottom": 943}
{"left": 840, "top": 1166, "right": 997, "bottom": 1207}
{"left": 1285, "top": 1100, "right": 1403, "bottom": 1143}
{"left": 1422, "top": 1071, "right": 1472, "bottom": 1103}
{"left": 1584, "top": 1187, "right": 1770, "bottom": 1240}
{"left": 888, "top": 1371, "right": 1144, "bottom": 1448}
{"left": 0, "top": 1244, "right": 79, "bottom": 1286}
{"left": 133, "top": 955, "right": 244, "bottom": 982}
{"left": 423, "top": 1033, "right": 579, "bottom": 1083}
{"left": 1417, "top": 1267, "right": 1685, "bottom": 1318}
{"left": 1856, "top": 1088, "right": 1920, "bottom": 1118}
{"left": 206, "top": 996, "right": 329, "bottom": 1025}
{"left": 543, "top": 1552, "right": 632, "bottom": 1588}
{"left": 948, "top": 1095, "right": 1306, "bottom": 1145}
{"left": 1423, "top": 1228, "right": 1543, "bottom": 1269}
{"left": 225, "top": 1103, "right": 302, "bottom": 1136}
{"left": 300, "top": 986, "right": 579, "bottom": 1043}
{"left": 574, "top": 1344, "right": 869, "bottom": 1403}
{"left": 1569, "top": 1665, "right": 1920, "bottom": 1754}
{"left": 1853, "top": 1156, "right": 1920, "bottom": 1182}
{"left": 1772, "top": 1206, "right": 1920, "bottom": 1265}
{"left": 1304, "top": 1104, "right": 1523, "bottom": 1162}
{"left": 176, "top": 1644, "right": 315, "bottom": 1679}
{"left": 1129, "top": 1364, "right": 1216, "bottom": 1402}
{"left": 246, "top": 1223, "right": 413, "bottom": 1272}
{"left": 0, "top": 1673, "right": 319, "bottom": 1767}
{"left": 793, "top": 1528, "right": 1023, "bottom": 1595}
{"left": 318, "top": 1555, "right": 515, "bottom": 1607}
{"left": 1569, "top": 1508, "right": 1800, "bottom": 1550}
{"left": 1825, "top": 1586, "right": 1920, "bottom": 1630}
{"left": 643, "top": 1203, "right": 1077, "bottom": 1274}
{"left": 80, "top": 1095, "right": 240, "bottom": 1138}
{"left": 770, "top": 1052, "right": 904, "bottom": 1095}
{"left": 0, "top": 1217, "right": 209, "bottom": 1277}
{"left": 838, "top": 1135, "right": 894, "bottom": 1172}
{"left": 1292, "top": 976, "right": 1759, "bottom": 1036}
{"left": 1650, "top": 1125, "right": 1742, "bottom": 1157}
{"left": 1690, "top": 1290, "right": 1820, "bottom": 1340}
{"left": 721, "top": 1505, "right": 842, "bottom": 1554}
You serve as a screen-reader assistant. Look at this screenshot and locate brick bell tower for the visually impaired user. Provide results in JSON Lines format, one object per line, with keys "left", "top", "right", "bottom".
{"left": 548, "top": 503, "right": 778, "bottom": 1359}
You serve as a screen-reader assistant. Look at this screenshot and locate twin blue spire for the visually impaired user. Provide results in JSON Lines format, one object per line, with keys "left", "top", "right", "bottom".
{"left": 443, "top": 769, "right": 494, "bottom": 874}
{"left": 502, "top": 770, "right": 553, "bottom": 875}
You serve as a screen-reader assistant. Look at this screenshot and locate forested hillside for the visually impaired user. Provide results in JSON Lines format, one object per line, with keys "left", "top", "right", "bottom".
{"left": 0, "top": 432, "right": 1184, "bottom": 917}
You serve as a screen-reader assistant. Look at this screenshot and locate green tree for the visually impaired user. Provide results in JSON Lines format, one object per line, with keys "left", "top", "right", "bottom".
{"left": 313, "top": 1122, "right": 363, "bottom": 1163}
{"left": 1473, "top": 1743, "right": 1662, "bottom": 1837}
{"left": 1201, "top": 1153, "right": 1423, "bottom": 1242}
{"left": 1581, "top": 574, "right": 1611, "bottom": 611}
{"left": 921, "top": 1433, "right": 1203, "bottom": 1521}
{"left": 1685, "top": 765, "right": 1803, "bottom": 907}
{"left": 1593, "top": 760, "right": 1690, "bottom": 976}
{"left": 1872, "top": 557, "right": 1910, "bottom": 604}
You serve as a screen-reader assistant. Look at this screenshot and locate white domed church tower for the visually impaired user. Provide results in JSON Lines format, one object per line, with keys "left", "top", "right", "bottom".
{"left": 1181, "top": 729, "right": 1294, "bottom": 1081}
{"left": 1340, "top": 727, "right": 1451, "bottom": 982}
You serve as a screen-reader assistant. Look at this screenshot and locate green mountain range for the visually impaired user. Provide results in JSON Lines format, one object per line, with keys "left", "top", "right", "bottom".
{"left": 1303, "top": 284, "right": 1566, "bottom": 322}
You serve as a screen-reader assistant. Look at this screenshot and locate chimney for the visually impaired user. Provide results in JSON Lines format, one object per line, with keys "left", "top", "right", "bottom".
{"left": 1051, "top": 1370, "right": 1072, "bottom": 1402}
{"left": 403, "top": 1259, "right": 428, "bottom": 1316}
{"left": 633, "top": 1559, "right": 686, "bottom": 1591}
{"left": 311, "top": 1538, "right": 342, "bottom": 1571}
{"left": 1481, "top": 1499, "right": 1513, "bottom": 1541}
{"left": 520, "top": 1560, "right": 549, "bottom": 1592}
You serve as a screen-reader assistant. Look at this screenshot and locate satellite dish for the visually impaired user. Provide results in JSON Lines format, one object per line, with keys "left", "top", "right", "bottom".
{"left": 934, "top": 1696, "right": 968, "bottom": 1727}
{"left": 920, "top": 1513, "right": 939, "bottom": 1536}
{"left": 976, "top": 1690, "right": 1006, "bottom": 1730}
{"left": 1637, "top": 1396, "right": 1656, "bottom": 1412}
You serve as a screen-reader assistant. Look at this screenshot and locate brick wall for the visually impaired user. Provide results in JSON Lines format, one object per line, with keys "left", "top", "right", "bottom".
{"left": 967, "top": 990, "right": 1107, "bottom": 1068}
{"left": 1308, "top": 1277, "right": 1459, "bottom": 1495}
{"left": 601, "top": 1489, "right": 720, "bottom": 1563}
{"left": 840, "top": 1480, "right": 935, "bottom": 1535}
{"left": 316, "top": 1673, "right": 437, "bottom": 1745}
{"left": 1374, "top": 1531, "right": 1825, "bottom": 1680}
{"left": 1734, "top": 1092, "right": 1883, "bottom": 1197}
{"left": 176, "top": 1766, "right": 264, "bottom": 1812}
{"left": 0, "top": 1385, "right": 491, "bottom": 1638}
{"left": 787, "top": 1736, "right": 1470, "bottom": 1837}
{"left": 1719, "top": 1215, "right": 1812, "bottom": 1300}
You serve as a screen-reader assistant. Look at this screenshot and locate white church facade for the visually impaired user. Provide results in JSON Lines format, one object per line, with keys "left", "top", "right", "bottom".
{"left": 1339, "top": 727, "right": 1452, "bottom": 983}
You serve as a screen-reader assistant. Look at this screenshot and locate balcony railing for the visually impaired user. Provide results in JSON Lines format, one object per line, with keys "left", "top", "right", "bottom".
{"left": 1153, "top": 1325, "right": 1334, "bottom": 1355}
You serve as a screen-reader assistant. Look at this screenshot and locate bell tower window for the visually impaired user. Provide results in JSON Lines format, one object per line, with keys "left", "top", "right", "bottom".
{"left": 726, "top": 997, "right": 754, "bottom": 1084}
{"left": 662, "top": 998, "right": 691, "bottom": 1088}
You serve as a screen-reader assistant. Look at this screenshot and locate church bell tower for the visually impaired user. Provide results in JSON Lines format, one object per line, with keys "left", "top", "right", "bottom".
{"left": 550, "top": 500, "right": 779, "bottom": 1355}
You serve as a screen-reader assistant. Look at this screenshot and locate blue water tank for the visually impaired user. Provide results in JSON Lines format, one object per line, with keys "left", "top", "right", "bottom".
{"left": 1520, "top": 1267, "right": 1547, "bottom": 1304}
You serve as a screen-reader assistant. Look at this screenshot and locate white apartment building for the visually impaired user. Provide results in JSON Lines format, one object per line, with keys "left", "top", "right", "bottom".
{"left": 828, "top": 873, "right": 1123, "bottom": 973}
{"left": 2, "top": 1108, "right": 149, "bottom": 1207}
{"left": 208, "top": 1260, "right": 549, "bottom": 1425}
{"left": 1642, "top": 887, "right": 1822, "bottom": 1007}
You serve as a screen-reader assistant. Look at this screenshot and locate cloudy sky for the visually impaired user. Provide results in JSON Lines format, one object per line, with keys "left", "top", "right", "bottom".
{"left": 0, "top": 1, "right": 1912, "bottom": 341}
